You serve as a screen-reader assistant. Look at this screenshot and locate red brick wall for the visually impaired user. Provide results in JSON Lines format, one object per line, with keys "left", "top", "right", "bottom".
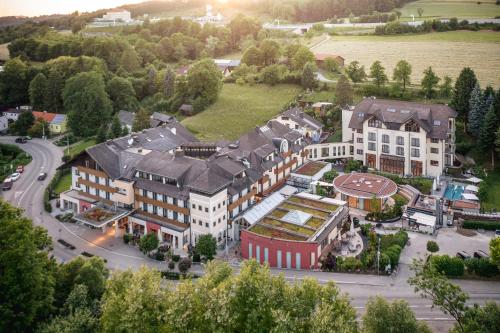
{"left": 240, "top": 230, "right": 319, "bottom": 270}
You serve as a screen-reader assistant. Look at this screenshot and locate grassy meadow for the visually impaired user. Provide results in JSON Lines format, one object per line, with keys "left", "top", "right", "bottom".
{"left": 312, "top": 31, "right": 500, "bottom": 88}
{"left": 400, "top": 0, "right": 500, "bottom": 20}
{"left": 181, "top": 83, "right": 301, "bottom": 141}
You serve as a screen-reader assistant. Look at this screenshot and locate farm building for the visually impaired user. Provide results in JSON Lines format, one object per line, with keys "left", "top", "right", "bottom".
{"left": 314, "top": 53, "right": 345, "bottom": 67}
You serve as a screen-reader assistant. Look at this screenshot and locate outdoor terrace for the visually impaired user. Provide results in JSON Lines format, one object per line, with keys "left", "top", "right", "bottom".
{"left": 293, "top": 161, "right": 329, "bottom": 177}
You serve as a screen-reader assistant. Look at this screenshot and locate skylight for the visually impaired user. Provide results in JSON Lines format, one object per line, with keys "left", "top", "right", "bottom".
{"left": 433, "top": 120, "right": 441, "bottom": 126}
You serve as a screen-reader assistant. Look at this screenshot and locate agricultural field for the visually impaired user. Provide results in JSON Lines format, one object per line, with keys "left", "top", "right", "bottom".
{"left": 181, "top": 83, "right": 301, "bottom": 141}
{"left": 312, "top": 31, "right": 500, "bottom": 88}
{"left": 400, "top": 0, "right": 500, "bottom": 20}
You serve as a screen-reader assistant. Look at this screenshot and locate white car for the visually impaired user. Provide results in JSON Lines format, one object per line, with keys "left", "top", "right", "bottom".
{"left": 9, "top": 173, "right": 21, "bottom": 181}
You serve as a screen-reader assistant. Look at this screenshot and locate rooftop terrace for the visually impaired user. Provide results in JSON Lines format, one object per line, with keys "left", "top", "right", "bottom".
{"left": 292, "top": 161, "right": 329, "bottom": 177}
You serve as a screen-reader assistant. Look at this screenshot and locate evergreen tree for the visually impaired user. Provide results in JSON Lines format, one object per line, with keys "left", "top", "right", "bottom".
{"left": 132, "top": 109, "right": 150, "bottom": 132}
{"left": 121, "top": 126, "right": 129, "bottom": 136}
{"left": 439, "top": 76, "right": 453, "bottom": 99}
{"left": 421, "top": 66, "right": 440, "bottom": 99}
{"left": 110, "top": 116, "right": 122, "bottom": 139}
{"left": 335, "top": 75, "right": 354, "bottom": 107}
{"left": 96, "top": 125, "right": 108, "bottom": 143}
{"left": 163, "top": 68, "right": 175, "bottom": 99}
{"left": 451, "top": 67, "right": 477, "bottom": 123}
{"left": 301, "top": 62, "right": 317, "bottom": 90}
{"left": 393, "top": 60, "right": 412, "bottom": 92}
{"left": 369, "top": 60, "right": 387, "bottom": 88}
{"left": 146, "top": 66, "right": 157, "bottom": 96}
{"left": 29, "top": 73, "right": 48, "bottom": 110}
{"left": 495, "top": 127, "right": 500, "bottom": 159}
{"left": 468, "top": 83, "right": 486, "bottom": 137}
{"left": 479, "top": 106, "right": 498, "bottom": 167}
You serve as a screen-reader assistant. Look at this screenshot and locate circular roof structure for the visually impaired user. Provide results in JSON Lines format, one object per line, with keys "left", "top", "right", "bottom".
{"left": 333, "top": 173, "right": 397, "bottom": 199}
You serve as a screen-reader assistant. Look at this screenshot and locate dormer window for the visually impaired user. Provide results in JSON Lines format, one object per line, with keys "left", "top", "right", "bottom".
{"left": 368, "top": 118, "right": 382, "bottom": 128}
{"left": 404, "top": 120, "right": 420, "bottom": 132}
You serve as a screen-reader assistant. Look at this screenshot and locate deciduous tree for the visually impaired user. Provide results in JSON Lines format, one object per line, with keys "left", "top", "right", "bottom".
{"left": 163, "top": 67, "right": 175, "bottom": 99}
{"left": 106, "top": 76, "right": 139, "bottom": 113}
{"left": 393, "top": 60, "right": 412, "bottom": 92}
{"left": 12, "top": 110, "right": 35, "bottom": 135}
{"left": 139, "top": 233, "right": 159, "bottom": 254}
{"left": 132, "top": 108, "right": 150, "bottom": 132}
{"left": 186, "top": 58, "right": 223, "bottom": 111}
{"left": 439, "top": 75, "right": 453, "bottom": 99}
{"left": 29, "top": 72, "right": 48, "bottom": 110}
{"left": 241, "top": 45, "right": 263, "bottom": 66}
{"left": 259, "top": 39, "right": 281, "bottom": 66}
{"left": 370, "top": 60, "right": 388, "bottom": 88}
{"left": 335, "top": 75, "right": 353, "bottom": 107}
{"left": 346, "top": 60, "right": 367, "bottom": 83}
{"left": 195, "top": 234, "right": 217, "bottom": 260}
{"left": 0, "top": 57, "right": 29, "bottom": 106}
{"left": 421, "top": 66, "right": 440, "bottom": 99}
{"left": 301, "top": 61, "right": 318, "bottom": 90}
{"left": 292, "top": 46, "right": 315, "bottom": 71}
{"left": 110, "top": 116, "right": 122, "bottom": 139}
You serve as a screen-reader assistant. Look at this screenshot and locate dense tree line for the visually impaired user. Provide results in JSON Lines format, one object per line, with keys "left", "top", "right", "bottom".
{"left": 375, "top": 18, "right": 500, "bottom": 35}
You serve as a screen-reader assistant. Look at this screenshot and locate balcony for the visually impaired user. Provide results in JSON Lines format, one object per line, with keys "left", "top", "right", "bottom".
{"left": 228, "top": 188, "right": 257, "bottom": 211}
{"left": 274, "top": 157, "right": 298, "bottom": 175}
{"left": 134, "top": 192, "right": 190, "bottom": 215}
{"left": 78, "top": 177, "right": 117, "bottom": 194}
{"left": 77, "top": 165, "right": 108, "bottom": 179}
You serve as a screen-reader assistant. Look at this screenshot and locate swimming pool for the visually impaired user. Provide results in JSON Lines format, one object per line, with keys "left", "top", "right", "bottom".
{"left": 443, "top": 184, "right": 464, "bottom": 201}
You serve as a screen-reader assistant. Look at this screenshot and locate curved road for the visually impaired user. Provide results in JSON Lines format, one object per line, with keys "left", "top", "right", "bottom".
{"left": 1, "top": 137, "right": 499, "bottom": 329}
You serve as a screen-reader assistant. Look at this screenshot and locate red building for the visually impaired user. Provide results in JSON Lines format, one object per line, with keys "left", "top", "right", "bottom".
{"left": 240, "top": 193, "right": 348, "bottom": 270}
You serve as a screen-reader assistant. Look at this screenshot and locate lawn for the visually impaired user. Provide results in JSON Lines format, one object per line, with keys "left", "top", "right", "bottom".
{"left": 181, "top": 83, "right": 301, "bottom": 141}
{"left": 312, "top": 31, "right": 500, "bottom": 88}
{"left": 400, "top": 0, "right": 500, "bottom": 20}
{"left": 64, "top": 138, "right": 97, "bottom": 158}
{"left": 53, "top": 172, "right": 71, "bottom": 194}
{"left": 480, "top": 168, "right": 500, "bottom": 211}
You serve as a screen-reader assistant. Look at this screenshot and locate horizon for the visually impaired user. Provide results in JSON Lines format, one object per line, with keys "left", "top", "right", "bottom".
{"left": 0, "top": 0, "right": 145, "bottom": 17}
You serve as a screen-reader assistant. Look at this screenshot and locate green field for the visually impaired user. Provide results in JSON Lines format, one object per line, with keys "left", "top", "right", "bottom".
{"left": 400, "top": 0, "right": 500, "bottom": 20}
{"left": 64, "top": 138, "right": 97, "bottom": 159}
{"left": 181, "top": 84, "right": 301, "bottom": 141}
{"left": 481, "top": 169, "right": 500, "bottom": 211}
{"left": 54, "top": 172, "right": 71, "bottom": 194}
{"left": 312, "top": 31, "right": 500, "bottom": 88}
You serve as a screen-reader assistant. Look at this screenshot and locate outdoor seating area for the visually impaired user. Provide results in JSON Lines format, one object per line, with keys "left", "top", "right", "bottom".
{"left": 72, "top": 203, "right": 130, "bottom": 229}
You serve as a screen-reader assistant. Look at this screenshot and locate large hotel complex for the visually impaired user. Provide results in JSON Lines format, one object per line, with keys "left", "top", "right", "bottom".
{"left": 60, "top": 97, "right": 458, "bottom": 256}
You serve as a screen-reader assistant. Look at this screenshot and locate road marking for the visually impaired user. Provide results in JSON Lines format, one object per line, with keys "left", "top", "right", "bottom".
{"left": 283, "top": 276, "right": 384, "bottom": 287}
{"left": 14, "top": 191, "right": 23, "bottom": 199}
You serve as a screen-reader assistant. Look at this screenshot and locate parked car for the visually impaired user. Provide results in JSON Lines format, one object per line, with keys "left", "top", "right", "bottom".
{"left": 474, "top": 250, "right": 489, "bottom": 259}
{"left": 16, "top": 165, "right": 24, "bottom": 173}
{"left": 2, "top": 181, "right": 13, "bottom": 191}
{"left": 38, "top": 172, "right": 47, "bottom": 181}
{"left": 15, "top": 137, "right": 27, "bottom": 143}
{"left": 496, "top": 230, "right": 500, "bottom": 236}
{"left": 456, "top": 251, "right": 472, "bottom": 260}
{"left": 9, "top": 172, "right": 21, "bottom": 181}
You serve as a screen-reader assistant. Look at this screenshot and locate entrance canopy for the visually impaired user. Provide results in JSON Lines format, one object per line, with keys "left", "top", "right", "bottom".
{"left": 410, "top": 212, "right": 436, "bottom": 228}
{"left": 73, "top": 203, "right": 130, "bottom": 228}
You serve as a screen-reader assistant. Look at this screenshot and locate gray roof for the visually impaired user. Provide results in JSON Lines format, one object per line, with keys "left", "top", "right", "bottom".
{"left": 348, "top": 98, "right": 457, "bottom": 139}
{"left": 151, "top": 112, "right": 176, "bottom": 124}
{"left": 118, "top": 110, "right": 135, "bottom": 127}
{"left": 280, "top": 107, "right": 323, "bottom": 131}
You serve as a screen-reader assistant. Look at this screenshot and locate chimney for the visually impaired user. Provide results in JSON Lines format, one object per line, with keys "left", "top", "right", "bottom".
{"left": 174, "top": 149, "right": 184, "bottom": 158}
{"left": 255, "top": 126, "right": 260, "bottom": 133}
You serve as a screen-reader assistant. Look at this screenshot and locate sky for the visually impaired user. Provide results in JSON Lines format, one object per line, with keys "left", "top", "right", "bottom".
{"left": 0, "top": 0, "right": 145, "bottom": 17}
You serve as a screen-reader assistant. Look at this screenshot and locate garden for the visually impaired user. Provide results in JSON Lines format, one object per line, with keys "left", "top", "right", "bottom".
{"left": 321, "top": 228, "right": 409, "bottom": 275}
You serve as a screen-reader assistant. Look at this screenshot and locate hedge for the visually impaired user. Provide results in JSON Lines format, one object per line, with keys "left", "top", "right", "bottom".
{"left": 462, "top": 220, "right": 500, "bottom": 231}
{"left": 430, "top": 255, "right": 464, "bottom": 277}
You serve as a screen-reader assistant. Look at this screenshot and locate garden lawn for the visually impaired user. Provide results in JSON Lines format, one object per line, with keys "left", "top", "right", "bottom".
{"left": 181, "top": 84, "right": 301, "bottom": 141}
{"left": 480, "top": 169, "right": 500, "bottom": 211}
{"left": 65, "top": 138, "right": 97, "bottom": 159}
{"left": 400, "top": 0, "right": 500, "bottom": 20}
{"left": 53, "top": 172, "right": 71, "bottom": 195}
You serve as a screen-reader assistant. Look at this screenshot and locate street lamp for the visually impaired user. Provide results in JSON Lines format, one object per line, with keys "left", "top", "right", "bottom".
{"left": 376, "top": 234, "right": 381, "bottom": 275}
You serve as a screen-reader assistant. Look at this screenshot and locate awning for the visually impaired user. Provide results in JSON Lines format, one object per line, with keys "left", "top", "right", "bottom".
{"left": 465, "top": 185, "right": 479, "bottom": 192}
{"left": 467, "top": 177, "right": 483, "bottom": 184}
{"left": 410, "top": 212, "right": 436, "bottom": 228}
{"left": 462, "top": 193, "right": 479, "bottom": 201}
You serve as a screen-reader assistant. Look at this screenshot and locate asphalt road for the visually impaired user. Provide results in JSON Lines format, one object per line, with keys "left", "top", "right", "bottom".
{"left": 1, "top": 137, "right": 499, "bottom": 330}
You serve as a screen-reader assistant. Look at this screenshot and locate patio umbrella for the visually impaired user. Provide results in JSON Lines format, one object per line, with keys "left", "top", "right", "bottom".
{"left": 467, "top": 177, "right": 483, "bottom": 184}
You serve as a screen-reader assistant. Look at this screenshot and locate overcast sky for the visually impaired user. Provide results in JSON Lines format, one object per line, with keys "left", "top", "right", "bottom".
{"left": 0, "top": 1, "right": 145, "bottom": 17}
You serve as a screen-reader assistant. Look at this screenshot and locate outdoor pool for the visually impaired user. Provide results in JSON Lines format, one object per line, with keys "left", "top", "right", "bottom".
{"left": 443, "top": 184, "right": 464, "bottom": 201}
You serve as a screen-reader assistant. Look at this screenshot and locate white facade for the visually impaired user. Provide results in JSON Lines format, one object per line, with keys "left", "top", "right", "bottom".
{"left": 0, "top": 115, "right": 8, "bottom": 132}
{"left": 189, "top": 189, "right": 229, "bottom": 245}
{"left": 103, "top": 10, "right": 131, "bottom": 22}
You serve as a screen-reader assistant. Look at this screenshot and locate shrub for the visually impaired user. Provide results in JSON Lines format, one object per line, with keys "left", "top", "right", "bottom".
{"left": 192, "top": 253, "right": 201, "bottom": 263}
{"left": 155, "top": 251, "right": 165, "bottom": 261}
{"left": 462, "top": 220, "right": 500, "bottom": 231}
{"left": 178, "top": 258, "right": 192, "bottom": 274}
{"left": 427, "top": 240, "right": 439, "bottom": 252}
{"left": 172, "top": 254, "right": 180, "bottom": 262}
{"left": 384, "top": 245, "right": 402, "bottom": 267}
{"left": 431, "top": 255, "right": 464, "bottom": 277}
{"left": 168, "top": 261, "right": 175, "bottom": 270}
{"left": 123, "top": 233, "right": 131, "bottom": 244}
{"left": 341, "top": 257, "right": 361, "bottom": 271}
{"left": 464, "top": 257, "right": 480, "bottom": 274}
{"left": 476, "top": 258, "right": 499, "bottom": 277}
{"left": 360, "top": 224, "right": 372, "bottom": 236}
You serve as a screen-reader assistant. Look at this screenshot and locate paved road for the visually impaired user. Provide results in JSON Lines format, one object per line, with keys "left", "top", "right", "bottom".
{"left": 1, "top": 137, "right": 499, "bottom": 330}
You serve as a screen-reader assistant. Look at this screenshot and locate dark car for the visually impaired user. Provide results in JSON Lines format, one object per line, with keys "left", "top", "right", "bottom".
{"left": 456, "top": 251, "right": 472, "bottom": 260}
{"left": 38, "top": 172, "right": 47, "bottom": 181}
{"left": 2, "top": 181, "right": 13, "bottom": 191}
{"left": 15, "top": 137, "right": 27, "bottom": 143}
{"left": 496, "top": 230, "right": 500, "bottom": 236}
{"left": 474, "top": 250, "right": 489, "bottom": 259}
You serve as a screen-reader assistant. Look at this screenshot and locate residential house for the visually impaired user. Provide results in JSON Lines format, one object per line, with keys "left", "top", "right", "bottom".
{"left": 118, "top": 110, "right": 176, "bottom": 131}
{"left": 33, "top": 111, "right": 67, "bottom": 134}
{"left": 274, "top": 107, "right": 324, "bottom": 143}
{"left": 0, "top": 114, "right": 8, "bottom": 133}
{"left": 213, "top": 59, "right": 241, "bottom": 77}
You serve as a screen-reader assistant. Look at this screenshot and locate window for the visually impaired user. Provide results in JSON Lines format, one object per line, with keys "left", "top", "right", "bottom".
{"left": 205, "top": 223, "right": 209, "bottom": 228}
{"left": 213, "top": 222, "right": 216, "bottom": 227}
{"left": 431, "top": 138, "right": 439, "bottom": 144}
{"left": 382, "top": 134, "right": 389, "bottom": 143}
{"left": 223, "top": 215, "right": 226, "bottom": 220}
{"left": 321, "top": 147, "right": 329, "bottom": 157}
{"left": 218, "top": 203, "right": 221, "bottom": 209}
{"left": 382, "top": 144, "right": 389, "bottom": 154}
{"left": 411, "top": 148, "right": 420, "bottom": 158}
{"left": 199, "top": 220, "right": 202, "bottom": 226}
{"left": 153, "top": 206, "right": 157, "bottom": 215}
{"left": 368, "top": 142, "right": 376, "bottom": 151}
{"left": 411, "top": 138, "right": 420, "bottom": 147}
{"left": 213, "top": 207, "right": 215, "bottom": 212}
{"left": 405, "top": 120, "right": 420, "bottom": 132}
{"left": 431, "top": 160, "right": 439, "bottom": 166}
{"left": 205, "top": 207, "right": 208, "bottom": 213}
{"left": 356, "top": 149, "right": 363, "bottom": 155}
{"left": 431, "top": 147, "right": 439, "bottom": 154}
{"left": 218, "top": 218, "right": 221, "bottom": 223}
{"left": 192, "top": 204, "right": 195, "bottom": 209}
{"left": 368, "top": 118, "right": 382, "bottom": 128}
{"left": 368, "top": 132, "right": 376, "bottom": 141}
{"left": 357, "top": 137, "right": 363, "bottom": 143}
{"left": 198, "top": 205, "right": 202, "bottom": 211}
{"left": 396, "top": 136, "right": 404, "bottom": 145}
{"left": 433, "top": 120, "right": 441, "bottom": 126}
{"left": 396, "top": 147, "right": 404, "bottom": 156}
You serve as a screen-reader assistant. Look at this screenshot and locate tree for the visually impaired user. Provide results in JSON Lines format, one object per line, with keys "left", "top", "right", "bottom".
{"left": 478, "top": 106, "right": 498, "bottom": 166}
{"left": 119, "top": 48, "right": 141, "bottom": 73}
{"left": 335, "top": 75, "right": 354, "bottom": 107}
{"left": 324, "top": 57, "right": 340, "bottom": 73}
{"left": 29, "top": 72, "right": 48, "bottom": 110}
{"left": 195, "top": 234, "right": 217, "bottom": 260}
{"left": 408, "top": 259, "right": 469, "bottom": 331}
{"left": 292, "top": 46, "right": 315, "bottom": 71}
{"left": 452, "top": 67, "right": 477, "bottom": 123}
{"left": 345, "top": 61, "right": 367, "bottom": 83}
{"left": 427, "top": 240, "right": 439, "bottom": 252}
{"left": 301, "top": 61, "right": 318, "bottom": 90}
{"left": 259, "top": 39, "right": 281, "bottom": 66}
{"left": 106, "top": 76, "right": 139, "bottom": 113}
{"left": 261, "top": 64, "right": 283, "bottom": 86}
{"left": 38, "top": 308, "right": 98, "bottom": 333}
{"left": 362, "top": 296, "right": 431, "bottom": 333}
{"left": 0, "top": 57, "right": 29, "bottom": 106}
{"left": 241, "top": 46, "right": 263, "bottom": 66}
{"left": 12, "top": 110, "right": 35, "bottom": 135}
{"left": 0, "top": 200, "right": 56, "bottom": 332}
{"left": 110, "top": 116, "right": 122, "bottom": 139}
{"left": 393, "top": 60, "right": 412, "bottom": 92}
{"left": 439, "top": 75, "right": 453, "bottom": 99}
{"left": 28, "top": 119, "right": 49, "bottom": 138}
{"left": 417, "top": 8, "right": 424, "bottom": 17}
{"left": 186, "top": 59, "right": 223, "bottom": 111}
{"left": 139, "top": 233, "right": 159, "bottom": 254}
{"left": 369, "top": 60, "right": 388, "bottom": 88}
{"left": 64, "top": 72, "right": 112, "bottom": 137}
{"left": 468, "top": 83, "right": 486, "bottom": 137}
{"left": 132, "top": 108, "right": 150, "bottom": 132}
{"left": 96, "top": 124, "right": 108, "bottom": 143}
{"left": 458, "top": 302, "right": 500, "bottom": 333}
{"left": 421, "top": 66, "right": 440, "bottom": 99}
{"left": 490, "top": 233, "right": 500, "bottom": 268}
{"left": 45, "top": 68, "right": 65, "bottom": 113}
{"left": 496, "top": 127, "right": 500, "bottom": 159}
{"left": 163, "top": 67, "right": 175, "bottom": 99}
{"left": 146, "top": 66, "right": 157, "bottom": 96}
{"left": 178, "top": 258, "right": 192, "bottom": 275}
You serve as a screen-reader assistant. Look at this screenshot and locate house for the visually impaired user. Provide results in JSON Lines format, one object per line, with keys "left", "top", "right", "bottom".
{"left": 2, "top": 107, "right": 27, "bottom": 122}
{"left": 274, "top": 107, "right": 324, "bottom": 143}
{"left": 0, "top": 115, "right": 8, "bottom": 133}
{"left": 342, "top": 97, "right": 457, "bottom": 177}
{"left": 32, "top": 111, "right": 67, "bottom": 134}
{"left": 102, "top": 9, "right": 132, "bottom": 22}
{"left": 314, "top": 53, "right": 345, "bottom": 68}
{"left": 213, "top": 59, "right": 241, "bottom": 77}
{"left": 118, "top": 110, "right": 176, "bottom": 131}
